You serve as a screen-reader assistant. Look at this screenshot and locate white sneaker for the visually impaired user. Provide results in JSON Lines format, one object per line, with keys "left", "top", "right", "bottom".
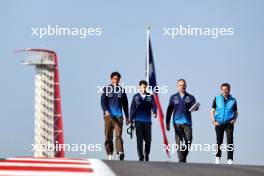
{"left": 227, "top": 159, "right": 233, "bottom": 165}
{"left": 215, "top": 157, "right": 221, "bottom": 164}
{"left": 107, "top": 154, "right": 113, "bottom": 160}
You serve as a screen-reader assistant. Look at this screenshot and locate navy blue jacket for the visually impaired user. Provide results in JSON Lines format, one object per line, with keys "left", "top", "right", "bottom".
{"left": 101, "top": 85, "right": 129, "bottom": 118}
{"left": 130, "top": 93, "right": 157, "bottom": 124}
{"left": 166, "top": 92, "right": 196, "bottom": 126}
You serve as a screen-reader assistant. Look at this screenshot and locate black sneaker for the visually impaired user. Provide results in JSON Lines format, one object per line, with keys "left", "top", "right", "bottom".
{"left": 145, "top": 155, "right": 149, "bottom": 162}
{"left": 139, "top": 156, "right": 144, "bottom": 161}
{"left": 118, "top": 152, "right": 125, "bottom": 160}
{"left": 179, "top": 159, "right": 186, "bottom": 163}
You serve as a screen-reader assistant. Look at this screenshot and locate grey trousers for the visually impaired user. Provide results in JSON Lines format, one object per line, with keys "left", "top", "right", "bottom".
{"left": 174, "top": 124, "right": 192, "bottom": 162}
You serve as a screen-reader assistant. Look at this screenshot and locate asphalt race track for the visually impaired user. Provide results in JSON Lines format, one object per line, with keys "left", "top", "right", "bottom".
{"left": 1, "top": 157, "right": 264, "bottom": 175}
{"left": 105, "top": 160, "right": 264, "bottom": 176}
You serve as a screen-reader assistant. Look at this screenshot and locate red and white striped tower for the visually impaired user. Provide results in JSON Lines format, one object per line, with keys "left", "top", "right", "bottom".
{"left": 16, "top": 48, "right": 64, "bottom": 158}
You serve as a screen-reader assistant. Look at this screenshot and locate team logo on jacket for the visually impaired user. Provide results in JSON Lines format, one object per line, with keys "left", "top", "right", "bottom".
{"left": 185, "top": 96, "right": 193, "bottom": 103}
{"left": 172, "top": 96, "right": 180, "bottom": 104}
{"left": 107, "top": 93, "right": 113, "bottom": 97}
{"left": 145, "top": 96, "right": 151, "bottom": 102}
{"left": 134, "top": 96, "right": 141, "bottom": 105}
{"left": 117, "top": 92, "right": 123, "bottom": 98}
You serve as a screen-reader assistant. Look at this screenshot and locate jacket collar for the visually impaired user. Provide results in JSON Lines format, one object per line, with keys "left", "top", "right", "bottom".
{"left": 176, "top": 92, "right": 189, "bottom": 98}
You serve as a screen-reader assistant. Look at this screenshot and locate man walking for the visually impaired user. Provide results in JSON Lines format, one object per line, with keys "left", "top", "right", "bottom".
{"left": 101, "top": 72, "right": 129, "bottom": 160}
{"left": 210, "top": 83, "right": 238, "bottom": 164}
{"left": 166, "top": 79, "right": 199, "bottom": 163}
{"left": 130, "top": 80, "right": 157, "bottom": 161}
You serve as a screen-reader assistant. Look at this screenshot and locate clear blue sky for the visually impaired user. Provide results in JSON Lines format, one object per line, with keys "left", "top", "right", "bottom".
{"left": 0, "top": 0, "right": 263, "bottom": 165}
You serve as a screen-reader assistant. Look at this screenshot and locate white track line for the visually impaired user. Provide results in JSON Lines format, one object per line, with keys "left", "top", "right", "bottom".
{"left": 7, "top": 158, "right": 90, "bottom": 163}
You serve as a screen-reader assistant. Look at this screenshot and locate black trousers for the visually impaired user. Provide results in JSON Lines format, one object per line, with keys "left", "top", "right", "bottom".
{"left": 174, "top": 124, "right": 192, "bottom": 162}
{"left": 135, "top": 122, "right": 152, "bottom": 159}
{"left": 215, "top": 123, "right": 234, "bottom": 160}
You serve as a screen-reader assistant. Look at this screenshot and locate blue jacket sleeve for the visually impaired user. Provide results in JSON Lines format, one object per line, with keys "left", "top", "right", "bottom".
{"left": 101, "top": 87, "right": 109, "bottom": 113}
{"left": 130, "top": 95, "right": 136, "bottom": 122}
{"left": 191, "top": 96, "right": 196, "bottom": 107}
{"left": 151, "top": 95, "right": 157, "bottom": 114}
{"left": 166, "top": 96, "right": 174, "bottom": 125}
{"left": 122, "top": 92, "right": 129, "bottom": 118}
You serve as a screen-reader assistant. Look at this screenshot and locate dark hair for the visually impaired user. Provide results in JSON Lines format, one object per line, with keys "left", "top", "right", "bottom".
{"left": 177, "top": 79, "right": 186, "bottom": 84}
{"left": 110, "top": 71, "right": 121, "bottom": 79}
{"left": 221, "top": 83, "right": 231, "bottom": 89}
{"left": 139, "top": 80, "right": 148, "bottom": 86}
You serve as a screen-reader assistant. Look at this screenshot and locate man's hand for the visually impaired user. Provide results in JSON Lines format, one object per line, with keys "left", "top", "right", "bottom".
{"left": 124, "top": 117, "right": 129, "bottom": 126}
{"left": 153, "top": 114, "right": 157, "bottom": 118}
{"left": 166, "top": 124, "right": 170, "bottom": 131}
{"left": 213, "top": 121, "right": 220, "bottom": 127}
{"left": 105, "top": 111, "right": 110, "bottom": 116}
{"left": 127, "top": 122, "right": 132, "bottom": 127}
{"left": 128, "top": 121, "right": 134, "bottom": 128}
{"left": 230, "top": 119, "right": 236, "bottom": 124}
